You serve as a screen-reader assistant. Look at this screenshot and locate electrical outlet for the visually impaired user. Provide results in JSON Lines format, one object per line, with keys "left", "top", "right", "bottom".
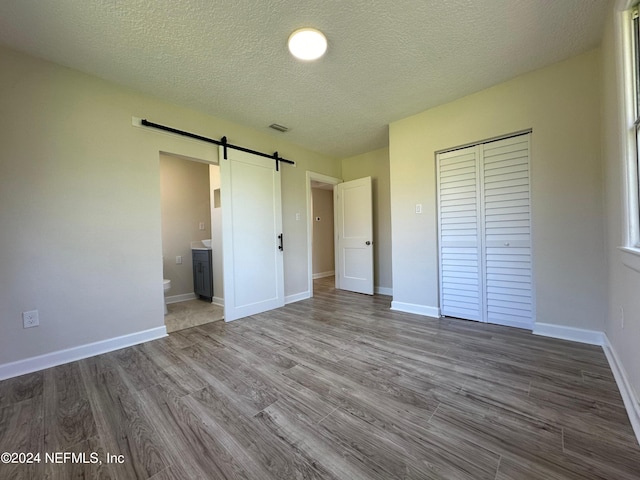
{"left": 23, "top": 310, "right": 39, "bottom": 328}
{"left": 199, "top": 222, "right": 205, "bottom": 230}
{"left": 295, "top": 213, "right": 300, "bottom": 221}
{"left": 176, "top": 255, "right": 183, "bottom": 265}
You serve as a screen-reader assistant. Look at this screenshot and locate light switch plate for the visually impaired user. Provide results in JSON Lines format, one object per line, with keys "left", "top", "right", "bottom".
{"left": 23, "top": 310, "right": 39, "bottom": 328}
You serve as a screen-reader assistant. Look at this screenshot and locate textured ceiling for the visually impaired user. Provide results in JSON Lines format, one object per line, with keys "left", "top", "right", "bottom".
{"left": 0, "top": 0, "right": 610, "bottom": 158}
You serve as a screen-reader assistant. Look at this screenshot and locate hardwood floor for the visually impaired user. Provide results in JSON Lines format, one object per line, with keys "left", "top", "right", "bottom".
{"left": 1, "top": 277, "right": 639, "bottom": 479}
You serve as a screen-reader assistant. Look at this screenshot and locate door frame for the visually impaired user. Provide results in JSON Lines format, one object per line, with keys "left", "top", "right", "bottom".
{"left": 158, "top": 151, "right": 218, "bottom": 311}
{"left": 306, "top": 171, "right": 341, "bottom": 297}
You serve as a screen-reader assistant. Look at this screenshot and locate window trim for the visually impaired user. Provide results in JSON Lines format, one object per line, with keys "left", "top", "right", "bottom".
{"left": 620, "top": 3, "right": 640, "bottom": 250}
{"left": 631, "top": 8, "right": 640, "bottom": 248}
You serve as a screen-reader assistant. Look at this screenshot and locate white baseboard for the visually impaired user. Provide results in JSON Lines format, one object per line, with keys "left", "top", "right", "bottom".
{"left": 285, "top": 291, "right": 311, "bottom": 304}
{"left": 490, "top": 318, "right": 533, "bottom": 330}
{"left": 602, "top": 334, "right": 640, "bottom": 445}
{"left": 211, "top": 296, "right": 224, "bottom": 306}
{"left": 0, "top": 326, "right": 167, "bottom": 381}
{"left": 166, "top": 293, "right": 197, "bottom": 304}
{"left": 532, "top": 323, "right": 604, "bottom": 346}
{"left": 375, "top": 286, "right": 393, "bottom": 296}
{"left": 390, "top": 301, "right": 440, "bottom": 318}
{"left": 312, "top": 271, "right": 335, "bottom": 279}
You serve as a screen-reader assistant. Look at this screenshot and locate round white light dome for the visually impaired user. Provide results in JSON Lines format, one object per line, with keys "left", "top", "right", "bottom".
{"left": 288, "top": 28, "right": 327, "bottom": 61}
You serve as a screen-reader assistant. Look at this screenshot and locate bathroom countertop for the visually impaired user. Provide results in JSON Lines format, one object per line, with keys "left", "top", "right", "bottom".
{"left": 191, "top": 240, "right": 212, "bottom": 250}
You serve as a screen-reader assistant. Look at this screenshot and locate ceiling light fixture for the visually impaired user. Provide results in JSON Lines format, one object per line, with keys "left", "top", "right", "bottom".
{"left": 288, "top": 28, "right": 327, "bottom": 61}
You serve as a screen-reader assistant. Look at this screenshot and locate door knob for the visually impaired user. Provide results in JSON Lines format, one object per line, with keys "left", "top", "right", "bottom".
{"left": 365, "top": 241, "right": 371, "bottom": 245}
{"left": 504, "top": 242, "right": 510, "bottom": 246}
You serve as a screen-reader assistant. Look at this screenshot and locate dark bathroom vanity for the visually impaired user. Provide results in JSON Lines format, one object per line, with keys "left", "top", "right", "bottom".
{"left": 192, "top": 249, "right": 213, "bottom": 301}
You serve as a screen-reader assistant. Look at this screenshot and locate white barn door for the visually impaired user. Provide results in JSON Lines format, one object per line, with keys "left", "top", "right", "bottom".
{"left": 220, "top": 147, "right": 284, "bottom": 322}
{"left": 437, "top": 133, "right": 533, "bottom": 329}
{"left": 336, "top": 177, "right": 374, "bottom": 295}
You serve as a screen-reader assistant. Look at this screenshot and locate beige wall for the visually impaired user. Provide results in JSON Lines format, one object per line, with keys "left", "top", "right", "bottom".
{"left": 160, "top": 154, "right": 211, "bottom": 296}
{"left": 341, "top": 147, "right": 392, "bottom": 291}
{"left": 312, "top": 188, "right": 335, "bottom": 275}
{"left": 389, "top": 49, "right": 606, "bottom": 329}
{"left": 601, "top": 6, "right": 640, "bottom": 410}
{"left": 0, "top": 45, "right": 339, "bottom": 368}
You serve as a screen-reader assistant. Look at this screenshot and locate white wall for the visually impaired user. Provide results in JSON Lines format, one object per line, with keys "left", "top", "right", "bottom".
{"left": 209, "top": 165, "right": 224, "bottom": 303}
{"left": 341, "top": 147, "right": 392, "bottom": 292}
{"left": 160, "top": 153, "right": 211, "bottom": 296}
{"left": 0, "top": 45, "right": 339, "bottom": 369}
{"left": 389, "top": 50, "right": 606, "bottom": 330}
{"left": 601, "top": 4, "right": 640, "bottom": 414}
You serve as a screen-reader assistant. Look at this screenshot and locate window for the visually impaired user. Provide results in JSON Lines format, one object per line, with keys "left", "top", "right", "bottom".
{"left": 632, "top": 9, "right": 640, "bottom": 246}
{"left": 625, "top": 6, "right": 640, "bottom": 248}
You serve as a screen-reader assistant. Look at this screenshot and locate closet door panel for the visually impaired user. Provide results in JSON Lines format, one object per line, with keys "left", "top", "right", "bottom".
{"left": 438, "top": 147, "right": 482, "bottom": 321}
{"left": 482, "top": 135, "right": 533, "bottom": 328}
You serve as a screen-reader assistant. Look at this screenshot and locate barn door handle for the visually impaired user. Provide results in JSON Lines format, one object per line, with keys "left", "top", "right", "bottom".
{"left": 278, "top": 234, "right": 284, "bottom": 251}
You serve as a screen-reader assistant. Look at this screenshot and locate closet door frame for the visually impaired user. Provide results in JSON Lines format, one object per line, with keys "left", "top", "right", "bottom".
{"left": 436, "top": 130, "right": 536, "bottom": 330}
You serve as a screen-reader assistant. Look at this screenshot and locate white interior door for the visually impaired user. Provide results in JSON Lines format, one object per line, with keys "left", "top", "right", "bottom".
{"left": 220, "top": 147, "right": 284, "bottom": 321}
{"left": 437, "top": 146, "right": 483, "bottom": 321}
{"left": 482, "top": 135, "right": 533, "bottom": 329}
{"left": 336, "top": 177, "right": 374, "bottom": 295}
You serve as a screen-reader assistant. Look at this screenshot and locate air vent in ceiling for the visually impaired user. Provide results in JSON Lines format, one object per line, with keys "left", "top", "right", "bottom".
{"left": 269, "top": 123, "right": 290, "bottom": 133}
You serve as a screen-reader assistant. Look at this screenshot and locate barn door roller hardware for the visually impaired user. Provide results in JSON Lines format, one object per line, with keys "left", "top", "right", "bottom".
{"left": 140, "top": 119, "right": 295, "bottom": 171}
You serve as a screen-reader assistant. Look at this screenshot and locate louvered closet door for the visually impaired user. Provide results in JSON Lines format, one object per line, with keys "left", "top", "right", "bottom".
{"left": 437, "top": 133, "right": 533, "bottom": 328}
{"left": 481, "top": 135, "right": 532, "bottom": 329}
{"left": 437, "top": 146, "right": 483, "bottom": 321}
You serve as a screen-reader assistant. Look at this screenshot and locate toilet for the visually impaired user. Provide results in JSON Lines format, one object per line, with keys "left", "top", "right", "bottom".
{"left": 163, "top": 278, "right": 171, "bottom": 315}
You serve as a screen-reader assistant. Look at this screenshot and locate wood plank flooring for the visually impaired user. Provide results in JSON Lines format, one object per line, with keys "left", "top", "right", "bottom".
{"left": 1, "top": 277, "right": 639, "bottom": 479}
